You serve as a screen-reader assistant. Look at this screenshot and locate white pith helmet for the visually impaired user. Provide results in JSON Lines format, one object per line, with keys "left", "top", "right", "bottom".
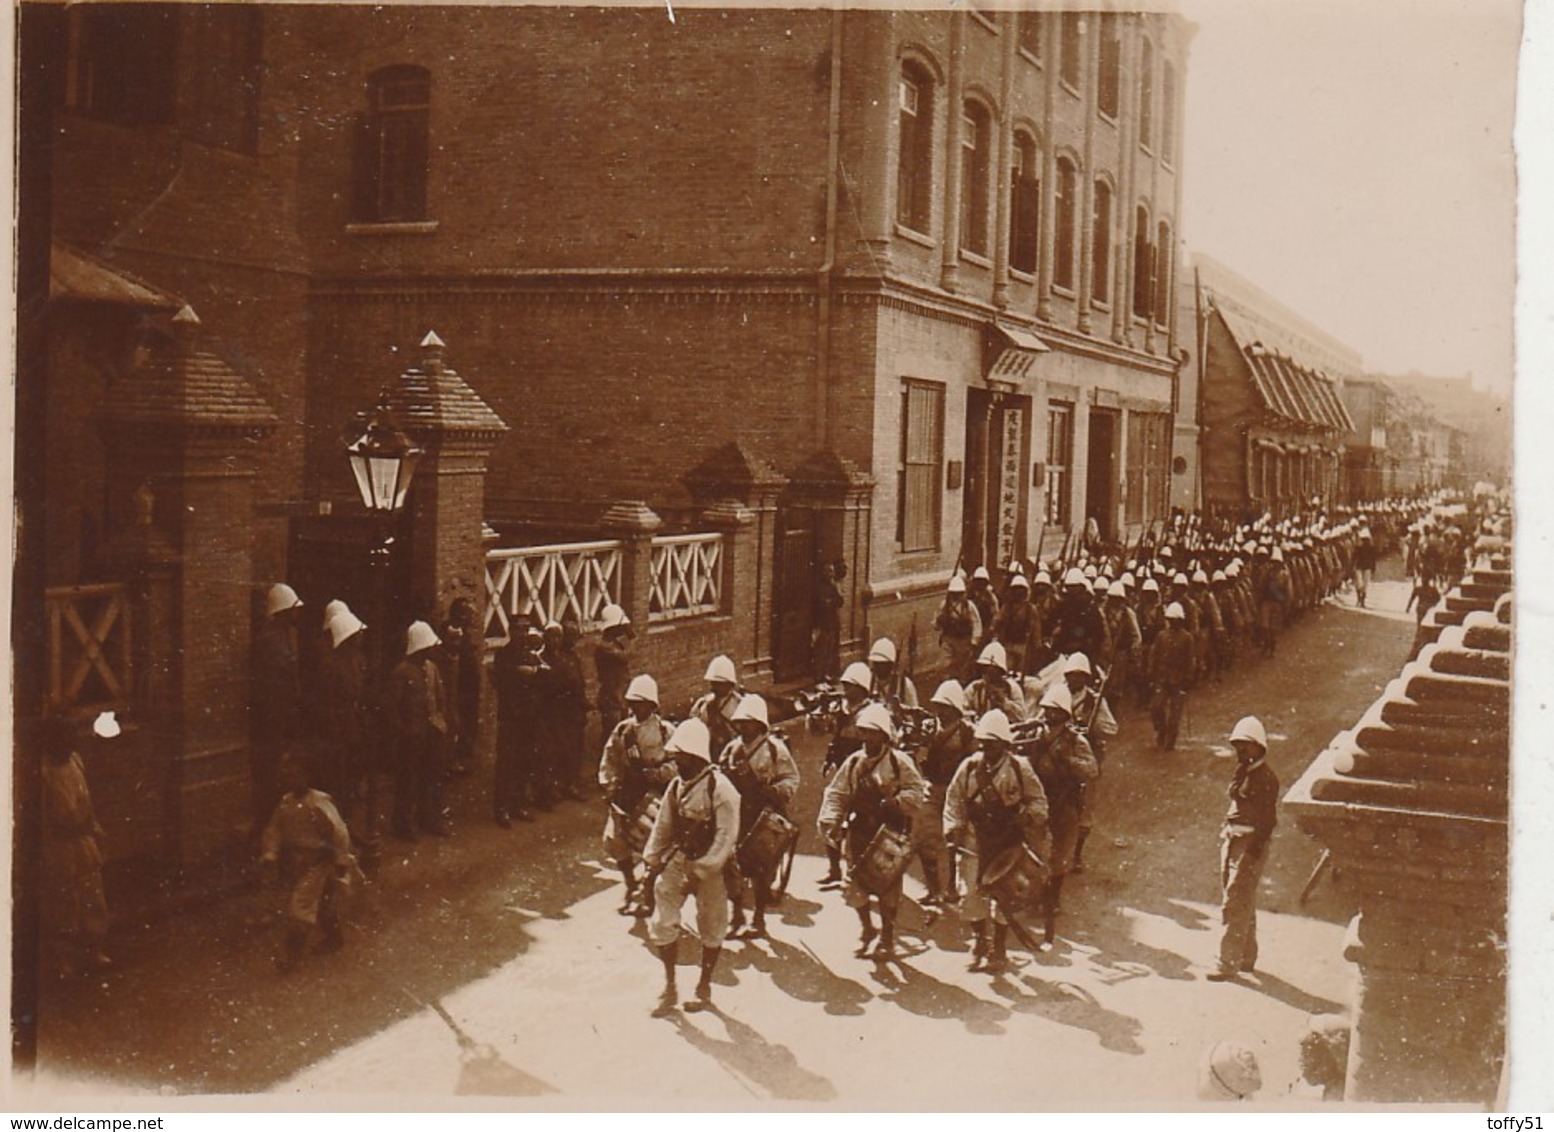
{"left": 1229, "top": 716, "right": 1268, "bottom": 750}
{"left": 840, "top": 661, "right": 873, "bottom": 690}
{"left": 868, "top": 638, "right": 898, "bottom": 665}
{"left": 972, "top": 565, "right": 991, "bottom": 581}
{"left": 405, "top": 620, "right": 440, "bottom": 656}
{"left": 730, "top": 693, "right": 770, "bottom": 728}
{"left": 856, "top": 702, "right": 896, "bottom": 739}
{"left": 1062, "top": 652, "right": 1092, "bottom": 677}
{"left": 930, "top": 680, "right": 967, "bottom": 712}
{"left": 1039, "top": 682, "right": 1074, "bottom": 716}
{"left": 600, "top": 603, "right": 631, "bottom": 630}
{"left": 704, "top": 654, "right": 737, "bottom": 684}
{"left": 948, "top": 575, "right": 968, "bottom": 593}
{"left": 1063, "top": 568, "right": 1087, "bottom": 588}
{"left": 1142, "top": 578, "right": 1161, "bottom": 593}
{"left": 327, "top": 609, "right": 366, "bottom": 648}
{"left": 1193, "top": 570, "right": 1210, "bottom": 585}
{"left": 624, "top": 674, "right": 660, "bottom": 705}
{"left": 1165, "top": 602, "right": 1186, "bottom": 620}
{"left": 974, "top": 708, "right": 1014, "bottom": 744}
{"left": 323, "top": 598, "right": 348, "bottom": 626}
{"left": 267, "top": 583, "right": 303, "bottom": 617}
{"left": 1010, "top": 573, "right": 1031, "bottom": 590}
{"left": 977, "top": 641, "right": 1009, "bottom": 671}
{"left": 1033, "top": 571, "right": 1052, "bottom": 587}
{"left": 1107, "top": 581, "right": 1127, "bottom": 599}
{"left": 666, "top": 717, "right": 712, "bottom": 761}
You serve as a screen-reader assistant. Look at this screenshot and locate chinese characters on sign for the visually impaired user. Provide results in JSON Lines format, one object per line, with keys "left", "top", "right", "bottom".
{"left": 997, "top": 407, "right": 1023, "bottom": 566}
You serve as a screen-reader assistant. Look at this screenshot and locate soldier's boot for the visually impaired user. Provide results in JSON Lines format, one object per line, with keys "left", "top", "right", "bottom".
{"left": 1072, "top": 829, "right": 1091, "bottom": 875}
{"left": 652, "top": 943, "right": 679, "bottom": 1017}
{"left": 920, "top": 858, "right": 945, "bottom": 908}
{"left": 984, "top": 922, "right": 1011, "bottom": 974}
{"left": 275, "top": 924, "right": 307, "bottom": 975}
{"left": 617, "top": 860, "right": 639, "bottom": 915}
{"left": 726, "top": 900, "right": 747, "bottom": 940}
{"left": 821, "top": 844, "right": 844, "bottom": 887}
{"left": 685, "top": 946, "right": 720, "bottom": 1013}
{"left": 968, "top": 920, "right": 991, "bottom": 972}
{"left": 1043, "top": 876, "right": 1066, "bottom": 947}
{"left": 854, "top": 908, "right": 877, "bottom": 957}
{"left": 872, "top": 916, "right": 897, "bottom": 961}
{"left": 749, "top": 890, "right": 769, "bottom": 938}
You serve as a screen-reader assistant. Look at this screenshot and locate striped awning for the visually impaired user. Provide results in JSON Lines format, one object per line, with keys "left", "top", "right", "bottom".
{"left": 1217, "top": 306, "right": 1354, "bottom": 433}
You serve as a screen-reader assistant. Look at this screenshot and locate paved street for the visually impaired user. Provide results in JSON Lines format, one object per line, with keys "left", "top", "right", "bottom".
{"left": 25, "top": 568, "right": 1417, "bottom": 1108}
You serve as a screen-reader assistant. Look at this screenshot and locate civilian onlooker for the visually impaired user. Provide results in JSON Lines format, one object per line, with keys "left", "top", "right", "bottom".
{"left": 42, "top": 712, "right": 115, "bottom": 978}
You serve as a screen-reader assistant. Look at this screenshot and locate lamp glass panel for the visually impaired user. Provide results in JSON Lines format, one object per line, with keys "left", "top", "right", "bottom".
{"left": 348, "top": 452, "right": 375, "bottom": 511}
{"left": 369, "top": 455, "right": 402, "bottom": 512}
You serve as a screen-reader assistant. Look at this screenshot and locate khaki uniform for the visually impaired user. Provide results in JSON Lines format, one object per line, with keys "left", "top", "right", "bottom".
{"left": 643, "top": 766, "right": 741, "bottom": 947}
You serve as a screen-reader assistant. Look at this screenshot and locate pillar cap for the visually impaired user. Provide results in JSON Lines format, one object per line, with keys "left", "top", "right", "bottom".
{"left": 700, "top": 499, "right": 755, "bottom": 529}
{"left": 600, "top": 500, "right": 663, "bottom": 534}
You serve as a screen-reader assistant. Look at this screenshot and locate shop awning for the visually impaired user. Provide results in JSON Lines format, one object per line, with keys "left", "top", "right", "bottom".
{"left": 1217, "top": 306, "right": 1355, "bottom": 433}
{"left": 50, "top": 243, "right": 180, "bottom": 309}
{"left": 987, "top": 322, "right": 1049, "bottom": 383}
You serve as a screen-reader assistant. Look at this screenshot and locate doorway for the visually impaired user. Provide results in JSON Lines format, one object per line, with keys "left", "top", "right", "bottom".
{"left": 962, "top": 389, "right": 1032, "bottom": 570}
{"left": 772, "top": 506, "right": 816, "bottom": 681}
{"left": 1086, "top": 408, "right": 1119, "bottom": 542}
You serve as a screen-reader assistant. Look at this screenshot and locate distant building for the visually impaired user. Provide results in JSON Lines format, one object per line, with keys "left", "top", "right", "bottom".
{"left": 1380, "top": 372, "right": 1512, "bottom": 490}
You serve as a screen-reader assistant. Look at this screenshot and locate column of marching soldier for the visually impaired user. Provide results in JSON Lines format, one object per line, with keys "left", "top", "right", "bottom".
{"left": 245, "top": 494, "right": 1473, "bottom": 987}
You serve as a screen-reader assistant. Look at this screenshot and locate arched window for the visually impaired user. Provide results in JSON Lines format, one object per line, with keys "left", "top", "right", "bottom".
{"left": 1155, "top": 220, "right": 1173, "bottom": 325}
{"left": 1133, "top": 204, "right": 1153, "bottom": 317}
{"left": 1161, "top": 61, "right": 1177, "bottom": 163}
{"left": 354, "top": 65, "right": 431, "bottom": 223}
{"left": 1097, "top": 15, "right": 1121, "bottom": 119}
{"left": 1138, "top": 38, "right": 1155, "bottom": 149}
{"left": 1055, "top": 157, "right": 1078, "bottom": 290}
{"left": 960, "top": 100, "right": 992, "bottom": 256}
{"left": 1091, "top": 179, "right": 1113, "bottom": 306}
{"left": 1009, "top": 131, "right": 1040, "bottom": 275}
{"left": 897, "top": 62, "right": 936, "bottom": 234}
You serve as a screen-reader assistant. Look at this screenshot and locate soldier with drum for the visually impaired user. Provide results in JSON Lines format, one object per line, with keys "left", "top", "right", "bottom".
{"left": 598, "top": 674, "right": 676, "bottom": 916}
{"left": 965, "top": 641, "right": 1029, "bottom": 723}
{"left": 944, "top": 709, "right": 1049, "bottom": 973}
{"left": 912, "top": 680, "right": 978, "bottom": 908}
{"left": 1022, "top": 683, "right": 1099, "bottom": 947}
{"left": 817, "top": 703, "right": 926, "bottom": 961}
{"left": 692, "top": 654, "right": 744, "bottom": 763}
{"left": 819, "top": 661, "right": 874, "bottom": 888}
{"left": 642, "top": 718, "right": 741, "bottom": 1017}
{"left": 718, "top": 694, "right": 800, "bottom": 940}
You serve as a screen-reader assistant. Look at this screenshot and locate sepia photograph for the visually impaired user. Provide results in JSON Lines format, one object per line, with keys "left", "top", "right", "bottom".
{"left": 6, "top": 0, "right": 1543, "bottom": 1114}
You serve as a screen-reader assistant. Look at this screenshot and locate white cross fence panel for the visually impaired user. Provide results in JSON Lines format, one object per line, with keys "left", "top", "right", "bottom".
{"left": 649, "top": 532, "right": 724, "bottom": 622}
{"left": 484, "top": 540, "right": 622, "bottom": 644}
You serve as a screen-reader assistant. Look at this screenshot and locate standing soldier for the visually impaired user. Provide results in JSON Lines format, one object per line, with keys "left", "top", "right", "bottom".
{"left": 442, "top": 597, "right": 485, "bottom": 779}
{"left": 252, "top": 583, "right": 305, "bottom": 839}
{"left": 719, "top": 694, "right": 800, "bottom": 939}
{"left": 992, "top": 573, "right": 1043, "bottom": 677}
{"left": 1100, "top": 581, "right": 1141, "bottom": 719}
{"left": 1192, "top": 570, "right": 1225, "bottom": 685}
{"left": 820, "top": 661, "right": 875, "bottom": 887}
{"left": 643, "top": 718, "right": 741, "bottom": 1016}
{"left": 934, "top": 575, "right": 983, "bottom": 684}
{"left": 317, "top": 605, "right": 369, "bottom": 816}
{"left": 1062, "top": 654, "right": 1115, "bottom": 874}
{"left": 1207, "top": 716, "right": 1279, "bottom": 981}
{"left": 594, "top": 604, "right": 634, "bottom": 742}
{"left": 1352, "top": 528, "right": 1377, "bottom": 608}
{"left": 812, "top": 561, "right": 844, "bottom": 680}
{"left": 944, "top": 709, "right": 1049, "bottom": 973}
{"left": 818, "top": 703, "right": 926, "bottom": 961}
{"left": 1147, "top": 603, "right": 1195, "bottom": 751}
{"left": 260, "top": 754, "right": 355, "bottom": 974}
{"left": 492, "top": 625, "right": 547, "bottom": 827}
{"left": 967, "top": 565, "right": 1000, "bottom": 651}
{"left": 1023, "top": 684, "right": 1098, "bottom": 947}
{"left": 544, "top": 619, "right": 590, "bottom": 802}
{"left": 387, "top": 621, "right": 452, "bottom": 839}
{"left": 41, "top": 715, "right": 113, "bottom": 978}
{"left": 913, "top": 680, "right": 977, "bottom": 908}
{"left": 599, "top": 675, "right": 676, "bottom": 913}
{"left": 1134, "top": 577, "right": 1166, "bottom": 709}
{"left": 1257, "top": 548, "right": 1292, "bottom": 658}
{"left": 692, "top": 655, "right": 744, "bottom": 761}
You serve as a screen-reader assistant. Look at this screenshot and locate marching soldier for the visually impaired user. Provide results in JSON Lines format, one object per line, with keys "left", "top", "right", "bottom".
{"left": 818, "top": 703, "right": 926, "bottom": 961}
{"left": 1023, "top": 683, "right": 1098, "bottom": 947}
{"left": 1207, "top": 716, "right": 1279, "bottom": 981}
{"left": 1101, "top": 581, "right": 1141, "bottom": 718}
{"left": 643, "top": 718, "right": 741, "bottom": 1017}
{"left": 1148, "top": 603, "right": 1195, "bottom": 751}
{"left": 965, "top": 641, "right": 1029, "bottom": 723}
{"left": 944, "top": 709, "right": 1049, "bottom": 973}
{"left": 1061, "top": 653, "right": 1115, "bottom": 875}
{"left": 317, "top": 605, "right": 369, "bottom": 810}
{"left": 692, "top": 654, "right": 743, "bottom": 760}
{"left": 913, "top": 680, "right": 977, "bottom": 908}
{"left": 819, "top": 661, "right": 875, "bottom": 888}
{"left": 719, "top": 694, "right": 800, "bottom": 940}
{"left": 599, "top": 674, "right": 676, "bottom": 915}
{"left": 934, "top": 575, "right": 983, "bottom": 683}
{"left": 967, "top": 565, "right": 1000, "bottom": 651}
{"left": 867, "top": 636, "right": 920, "bottom": 713}
{"left": 1047, "top": 568, "right": 1110, "bottom": 670}
{"left": 992, "top": 573, "right": 1043, "bottom": 677}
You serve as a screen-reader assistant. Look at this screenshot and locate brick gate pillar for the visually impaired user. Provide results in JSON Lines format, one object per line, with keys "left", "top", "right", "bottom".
{"left": 601, "top": 500, "right": 663, "bottom": 629}
{"left": 97, "top": 307, "right": 278, "bottom": 866}
{"left": 787, "top": 449, "right": 875, "bottom": 664}
{"left": 700, "top": 500, "right": 761, "bottom": 686}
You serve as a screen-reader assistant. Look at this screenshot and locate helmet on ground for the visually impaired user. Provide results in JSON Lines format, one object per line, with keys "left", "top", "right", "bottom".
{"left": 840, "top": 661, "right": 873, "bottom": 690}
{"left": 267, "top": 583, "right": 303, "bottom": 617}
{"left": 1063, "top": 567, "right": 1087, "bottom": 588}
{"left": 625, "top": 674, "right": 660, "bottom": 705}
{"left": 665, "top": 718, "right": 712, "bottom": 761}
{"left": 731, "top": 693, "right": 770, "bottom": 728}
{"left": 1198, "top": 1041, "right": 1262, "bottom": 1102}
{"left": 930, "top": 680, "right": 967, "bottom": 712}
{"left": 600, "top": 604, "right": 631, "bottom": 631}
{"left": 1039, "top": 682, "right": 1074, "bottom": 716}
{"left": 868, "top": 638, "right": 898, "bottom": 665}
{"left": 974, "top": 709, "right": 1014, "bottom": 744}
{"left": 704, "top": 654, "right": 738, "bottom": 684}
{"left": 1062, "top": 652, "right": 1092, "bottom": 677}
{"left": 406, "top": 620, "right": 440, "bottom": 656}
{"left": 977, "top": 641, "right": 1009, "bottom": 671}
{"left": 1229, "top": 715, "right": 1268, "bottom": 749}
{"left": 1165, "top": 602, "right": 1186, "bottom": 620}
{"left": 948, "top": 575, "right": 968, "bottom": 594}
{"left": 327, "top": 609, "right": 366, "bottom": 648}
{"left": 856, "top": 702, "right": 896, "bottom": 739}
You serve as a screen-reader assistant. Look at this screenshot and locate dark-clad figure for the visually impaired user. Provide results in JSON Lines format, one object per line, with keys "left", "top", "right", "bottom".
{"left": 1208, "top": 716, "right": 1279, "bottom": 981}
{"left": 992, "top": 573, "right": 1042, "bottom": 678}
{"left": 386, "top": 620, "right": 452, "bottom": 840}
{"left": 252, "top": 583, "right": 305, "bottom": 835}
{"left": 442, "top": 596, "right": 485, "bottom": 777}
{"left": 493, "top": 625, "right": 547, "bottom": 826}
{"left": 812, "top": 560, "right": 844, "bottom": 680}
{"left": 643, "top": 718, "right": 741, "bottom": 1017}
{"left": 944, "top": 708, "right": 1049, "bottom": 973}
{"left": 544, "top": 618, "right": 590, "bottom": 801}
{"left": 1147, "top": 602, "right": 1195, "bottom": 750}
{"left": 718, "top": 694, "right": 800, "bottom": 940}
{"left": 967, "top": 566, "right": 1000, "bottom": 651}
{"left": 41, "top": 714, "right": 113, "bottom": 978}
{"left": 317, "top": 604, "right": 369, "bottom": 814}
{"left": 1023, "top": 682, "right": 1098, "bottom": 947}
{"left": 594, "top": 604, "right": 634, "bottom": 742}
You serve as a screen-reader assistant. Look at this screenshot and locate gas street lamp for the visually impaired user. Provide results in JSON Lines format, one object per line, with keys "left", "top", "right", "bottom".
{"left": 347, "top": 401, "right": 423, "bottom": 517}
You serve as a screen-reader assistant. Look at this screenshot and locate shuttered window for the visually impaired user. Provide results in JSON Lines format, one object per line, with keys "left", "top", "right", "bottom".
{"left": 353, "top": 65, "right": 431, "bottom": 223}
{"left": 1125, "top": 411, "right": 1172, "bottom": 525}
{"left": 1009, "top": 133, "right": 1040, "bottom": 275}
{"left": 898, "top": 381, "right": 945, "bottom": 552}
{"left": 1046, "top": 402, "right": 1074, "bottom": 527}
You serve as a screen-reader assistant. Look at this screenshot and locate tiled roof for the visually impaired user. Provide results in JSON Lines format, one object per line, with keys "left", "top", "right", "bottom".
{"left": 372, "top": 335, "right": 508, "bottom": 436}
{"left": 51, "top": 243, "right": 179, "bottom": 309}
{"left": 100, "top": 310, "right": 278, "bottom": 431}
{"left": 1218, "top": 306, "right": 1355, "bottom": 432}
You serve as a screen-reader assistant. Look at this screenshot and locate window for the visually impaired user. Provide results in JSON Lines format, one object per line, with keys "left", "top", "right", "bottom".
{"left": 1162, "top": 61, "right": 1177, "bottom": 163}
{"left": 898, "top": 381, "right": 945, "bottom": 552}
{"left": 1091, "top": 180, "right": 1113, "bottom": 306}
{"left": 1018, "top": 12, "right": 1043, "bottom": 60}
{"left": 1125, "top": 411, "right": 1171, "bottom": 525}
{"left": 1009, "top": 133, "right": 1040, "bottom": 275}
{"left": 186, "top": 6, "right": 262, "bottom": 152}
{"left": 1054, "top": 157, "right": 1078, "bottom": 290}
{"left": 960, "top": 102, "right": 992, "bottom": 257}
{"left": 1097, "top": 16, "right": 1121, "bottom": 119}
{"left": 1154, "top": 220, "right": 1173, "bottom": 325}
{"left": 1045, "top": 402, "right": 1075, "bottom": 527}
{"left": 1138, "top": 38, "right": 1155, "bottom": 149}
{"left": 1133, "top": 204, "right": 1153, "bottom": 318}
{"left": 1059, "top": 13, "right": 1082, "bottom": 89}
{"left": 897, "top": 65, "right": 935, "bottom": 234}
{"left": 64, "top": 4, "right": 178, "bottom": 126}
{"left": 353, "top": 65, "right": 431, "bottom": 223}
